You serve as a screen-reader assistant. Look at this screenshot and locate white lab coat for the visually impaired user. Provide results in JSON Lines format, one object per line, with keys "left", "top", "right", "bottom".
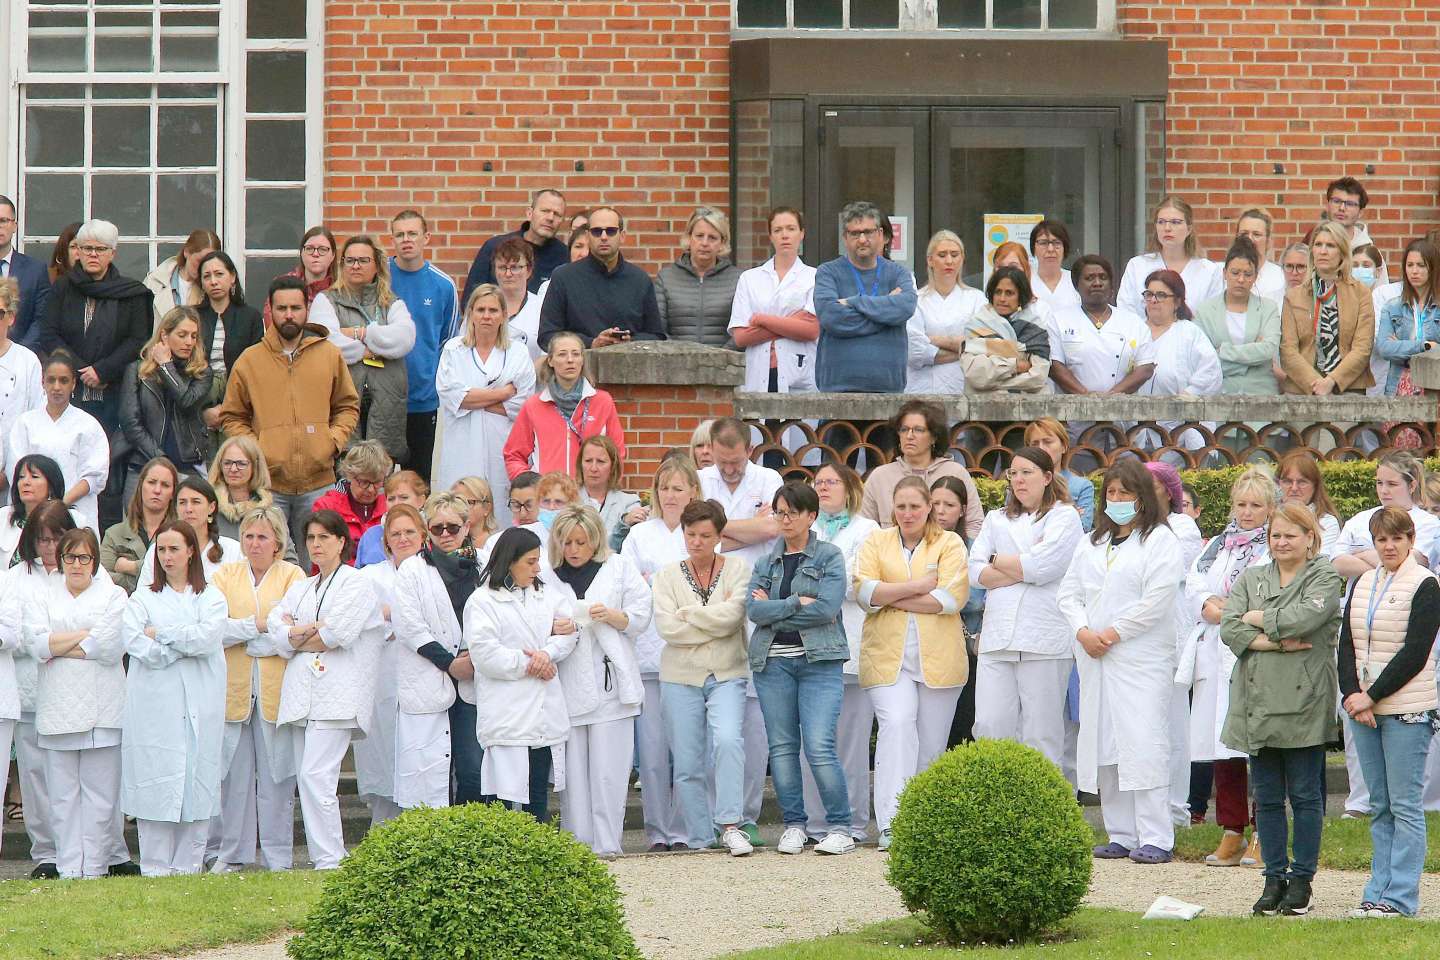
{"left": 905, "top": 285, "right": 986, "bottom": 394}
{"left": 353, "top": 558, "right": 403, "bottom": 802}
{"left": 506, "top": 285, "right": 546, "bottom": 361}
{"left": 620, "top": 517, "right": 688, "bottom": 675}
{"left": 0, "top": 568, "right": 24, "bottom": 723}
{"left": 391, "top": 553, "right": 470, "bottom": 713}
{"left": 0, "top": 505, "right": 82, "bottom": 569}
{"left": 968, "top": 505, "right": 1085, "bottom": 658}
{"left": 551, "top": 554, "right": 652, "bottom": 725}
{"left": 1180, "top": 533, "right": 1269, "bottom": 761}
{"left": 728, "top": 257, "right": 818, "bottom": 394}
{"left": 1033, "top": 270, "right": 1082, "bottom": 312}
{"left": 120, "top": 583, "right": 229, "bottom": 822}
{"left": 433, "top": 336, "right": 535, "bottom": 527}
{"left": 0, "top": 341, "right": 46, "bottom": 482}
{"left": 464, "top": 583, "right": 576, "bottom": 749}
{"left": 25, "top": 575, "right": 129, "bottom": 738}
{"left": 1058, "top": 524, "right": 1181, "bottom": 793}
{"left": 1046, "top": 306, "right": 1155, "bottom": 393}
{"left": 1116, "top": 253, "right": 1223, "bottom": 319}
{"left": 700, "top": 462, "right": 784, "bottom": 571}
{"left": 7, "top": 404, "right": 109, "bottom": 533}
{"left": 1136, "top": 321, "right": 1224, "bottom": 451}
{"left": 812, "top": 514, "right": 881, "bottom": 674}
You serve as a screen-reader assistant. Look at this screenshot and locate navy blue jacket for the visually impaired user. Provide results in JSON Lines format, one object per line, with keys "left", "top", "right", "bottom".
{"left": 5, "top": 251, "right": 51, "bottom": 347}
{"left": 536, "top": 254, "right": 665, "bottom": 350}
{"left": 460, "top": 223, "right": 569, "bottom": 310}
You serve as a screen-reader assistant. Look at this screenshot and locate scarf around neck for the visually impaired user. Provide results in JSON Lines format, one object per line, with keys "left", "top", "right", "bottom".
{"left": 816, "top": 510, "right": 851, "bottom": 541}
{"left": 67, "top": 264, "right": 150, "bottom": 302}
{"left": 1195, "top": 519, "right": 1268, "bottom": 596}
{"left": 424, "top": 544, "right": 480, "bottom": 624}
{"left": 551, "top": 377, "right": 586, "bottom": 424}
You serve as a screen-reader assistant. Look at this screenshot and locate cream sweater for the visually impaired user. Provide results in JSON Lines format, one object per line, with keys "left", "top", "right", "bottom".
{"left": 652, "top": 556, "right": 751, "bottom": 687}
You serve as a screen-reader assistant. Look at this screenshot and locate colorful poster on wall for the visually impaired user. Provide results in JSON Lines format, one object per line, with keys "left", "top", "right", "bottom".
{"left": 982, "top": 214, "right": 1044, "bottom": 286}
{"left": 887, "top": 216, "right": 908, "bottom": 262}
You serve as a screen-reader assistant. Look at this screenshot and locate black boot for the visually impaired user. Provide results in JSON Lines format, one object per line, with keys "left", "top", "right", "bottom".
{"left": 1279, "top": 877, "right": 1313, "bottom": 916}
{"left": 1252, "top": 877, "right": 1288, "bottom": 916}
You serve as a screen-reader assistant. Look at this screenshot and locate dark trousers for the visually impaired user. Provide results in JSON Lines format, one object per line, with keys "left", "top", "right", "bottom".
{"left": 480, "top": 746, "right": 554, "bottom": 824}
{"left": 449, "top": 697, "right": 485, "bottom": 805}
{"left": 404, "top": 411, "right": 437, "bottom": 482}
{"left": 1213, "top": 756, "right": 1252, "bottom": 831}
{"left": 1249, "top": 745, "right": 1325, "bottom": 881}
{"left": 947, "top": 649, "right": 979, "bottom": 748}
{"left": 75, "top": 391, "right": 124, "bottom": 530}
{"left": 1188, "top": 761, "right": 1214, "bottom": 819}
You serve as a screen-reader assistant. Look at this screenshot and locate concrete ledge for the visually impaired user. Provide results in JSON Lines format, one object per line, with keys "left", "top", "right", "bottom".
{"left": 733, "top": 392, "right": 1436, "bottom": 425}
{"left": 591, "top": 341, "right": 745, "bottom": 387}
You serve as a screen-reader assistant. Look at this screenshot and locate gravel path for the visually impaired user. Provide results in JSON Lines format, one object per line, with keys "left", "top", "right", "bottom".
{"left": 164, "top": 851, "right": 1440, "bottom": 960}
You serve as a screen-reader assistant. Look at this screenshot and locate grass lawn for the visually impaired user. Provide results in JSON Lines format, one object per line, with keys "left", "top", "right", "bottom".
{"left": 1142, "top": 812, "right": 1440, "bottom": 872}
{"left": 0, "top": 869, "right": 323, "bottom": 960}
{"left": 719, "top": 910, "right": 1440, "bottom": 959}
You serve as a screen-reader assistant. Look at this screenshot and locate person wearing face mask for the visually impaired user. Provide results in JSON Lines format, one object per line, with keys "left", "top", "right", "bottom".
{"left": 118, "top": 307, "right": 216, "bottom": 498}
{"left": 1375, "top": 239, "right": 1440, "bottom": 398}
{"left": 959, "top": 266, "right": 1051, "bottom": 394}
{"left": 535, "top": 472, "right": 579, "bottom": 528}
{"left": 904, "top": 231, "right": 986, "bottom": 394}
{"left": 503, "top": 331, "right": 624, "bottom": 482}
{"left": 655, "top": 208, "right": 741, "bottom": 347}
{"left": 312, "top": 441, "right": 392, "bottom": 562}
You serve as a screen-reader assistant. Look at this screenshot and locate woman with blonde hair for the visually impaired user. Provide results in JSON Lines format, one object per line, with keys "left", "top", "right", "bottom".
{"left": 503, "top": 331, "right": 624, "bottom": 483}
{"left": 142, "top": 229, "right": 221, "bottom": 326}
{"left": 209, "top": 435, "right": 278, "bottom": 544}
{"left": 856, "top": 474, "right": 970, "bottom": 851}
{"left": 905, "top": 230, "right": 985, "bottom": 394}
{"left": 450, "top": 475, "right": 498, "bottom": 556}
{"left": 310, "top": 235, "right": 417, "bottom": 462}
{"left": 656, "top": 207, "right": 740, "bottom": 346}
{"left": 690, "top": 420, "right": 715, "bottom": 470}
{"left": 1117, "top": 196, "right": 1223, "bottom": 317}
{"left": 1280, "top": 220, "right": 1376, "bottom": 395}
{"left": 1024, "top": 417, "right": 1094, "bottom": 530}
{"left": 118, "top": 306, "right": 216, "bottom": 492}
{"left": 434, "top": 283, "right": 534, "bottom": 524}
{"left": 355, "top": 470, "right": 429, "bottom": 567}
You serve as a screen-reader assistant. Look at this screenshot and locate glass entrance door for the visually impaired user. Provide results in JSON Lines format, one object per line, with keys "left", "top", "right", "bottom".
{"left": 818, "top": 108, "right": 929, "bottom": 272}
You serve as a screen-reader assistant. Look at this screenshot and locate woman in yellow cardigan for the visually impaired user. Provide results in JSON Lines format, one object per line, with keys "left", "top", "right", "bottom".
{"left": 855, "top": 474, "right": 970, "bottom": 850}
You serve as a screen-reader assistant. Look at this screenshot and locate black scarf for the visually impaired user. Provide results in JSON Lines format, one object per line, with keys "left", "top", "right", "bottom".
{"left": 556, "top": 559, "right": 602, "bottom": 599}
{"left": 423, "top": 544, "right": 480, "bottom": 625}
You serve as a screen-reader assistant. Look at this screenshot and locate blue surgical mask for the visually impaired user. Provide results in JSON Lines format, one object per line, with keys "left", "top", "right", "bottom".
{"left": 537, "top": 508, "right": 558, "bottom": 530}
{"left": 1352, "top": 266, "right": 1376, "bottom": 287}
{"left": 1104, "top": 501, "right": 1138, "bottom": 526}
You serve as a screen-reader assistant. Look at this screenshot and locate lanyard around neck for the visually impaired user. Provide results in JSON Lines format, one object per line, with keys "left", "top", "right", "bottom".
{"left": 848, "top": 262, "right": 880, "bottom": 298}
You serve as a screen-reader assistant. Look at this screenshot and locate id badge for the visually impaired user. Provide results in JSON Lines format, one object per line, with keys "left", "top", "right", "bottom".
{"left": 308, "top": 654, "right": 327, "bottom": 678}
{"left": 362, "top": 354, "right": 385, "bottom": 368}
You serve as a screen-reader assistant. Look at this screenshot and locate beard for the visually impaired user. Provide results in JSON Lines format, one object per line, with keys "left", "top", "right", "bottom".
{"left": 278, "top": 320, "right": 303, "bottom": 341}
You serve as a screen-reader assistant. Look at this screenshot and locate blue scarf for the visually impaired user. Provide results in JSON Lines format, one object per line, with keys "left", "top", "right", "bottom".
{"left": 551, "top": 377, "right": 586, "bottom": 424}
{"left": 816, "top": 510, "right": 850, "bottom": 541}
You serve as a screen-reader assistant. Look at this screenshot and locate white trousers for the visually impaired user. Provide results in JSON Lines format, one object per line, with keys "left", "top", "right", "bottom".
{"left": 742, "top": 694, "right": 768, "bottom": 826}
{"left": 44, "top": 745, "right": 121, "bottom": 878}
{"left": 802, "top": 681, "right": 873, "bottom": 840}
{"left": 0, "top": 719, "right": 12, "bottom": 859}
{"left": 562, "top": 717, "right": 635, "bottom": 857}
{"left": 636, "top": 678, "right": 685, "bottom": 846}
{"left": 297, "top": 726, "right": 353, "bottom": 870}
{"left": 1343, "top": 717, "right": 1371, "bottom": 814}
{"left": 972, "top": 655, "right": 1071, "bottom": 770}
{"left": 1098, "top": 764, "right": 1174, "bottom": 851}
{"left": 14, "top": 719, "right": 56, "bottom": 863}
{"left": 1062, "top": 711, "right": 1079, "bottom": 789}
{"left": 394, "top": 709, "right": 451, "bottom": 811}
{"left": 868, "top": 678, "right": 961, "bottom": 832}
{"left": 137, "top": 818, "right": 209, "bottom": 876}
{"left": 215, "top": 719, "right": 297, "bottom": 870}
{"left": 1167, "top": 683, "right": 1193, "bottom": 826}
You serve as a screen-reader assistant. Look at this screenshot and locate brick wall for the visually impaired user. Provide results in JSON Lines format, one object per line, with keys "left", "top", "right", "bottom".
{"left": 1119, "top": 0, "right": 1440, "bottom": 266}
{"left": 608, "top": 383, "right": 735, "bottom": 488}
{"left": 322, "top": 0, "right": 734, "bottom": 288}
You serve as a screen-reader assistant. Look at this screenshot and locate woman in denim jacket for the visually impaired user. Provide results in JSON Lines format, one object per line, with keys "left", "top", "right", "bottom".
{"left": 746, "top": 480, "right": 853, "bottom": 857}
{"left": 1374, "top": 239, "right": 1440, "bottom": 396}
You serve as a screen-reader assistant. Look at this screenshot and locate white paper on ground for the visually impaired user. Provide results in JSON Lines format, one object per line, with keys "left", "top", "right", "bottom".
{"left": 1142, "top": 896, "right": 1205, "bottom": 921}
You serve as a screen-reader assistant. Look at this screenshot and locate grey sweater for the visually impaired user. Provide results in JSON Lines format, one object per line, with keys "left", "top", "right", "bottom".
{"left": 654, "top": 254, "right": 740, "bottom": 347}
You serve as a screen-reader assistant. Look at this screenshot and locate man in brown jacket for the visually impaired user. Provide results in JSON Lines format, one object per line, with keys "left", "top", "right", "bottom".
{"left": 219, "top": 274, "right": 360, "bottom": 567}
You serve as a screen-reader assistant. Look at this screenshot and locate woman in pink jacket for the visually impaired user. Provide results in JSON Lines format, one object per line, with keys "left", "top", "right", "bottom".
{"left": 503, "top": 331, "right": 625, "bottom": 480}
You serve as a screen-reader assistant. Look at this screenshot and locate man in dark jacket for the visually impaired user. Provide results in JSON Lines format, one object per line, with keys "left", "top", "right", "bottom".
{"left": 536, "top": 206, "right": 666, "bottom": 350}
{"left": 460, "top": 188, "right": 569, "bottom": 308}
{"left": 0, "top": 195, "right": 50, "bottom": 345}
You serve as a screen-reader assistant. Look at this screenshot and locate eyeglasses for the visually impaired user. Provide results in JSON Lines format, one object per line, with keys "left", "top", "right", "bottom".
{"left": 1282, "top": 262, "right": 1309, "bottom": 272}
{"left": 36, "top": 536, "right": 58, "bottom": 546}
{"left": 588, "top": 226, "right": 621, "bottom": 238}
{"left": 220, "top": 459, "right": 250, "bottom": 471}
{"left": 1329, "top": 197, "right": 1362, "bottom": 210}
{"left": 774, "top": 510, "right": 809, "bottom": 522}
{"left": 77, "top": 245, "right": 111, "bottom": 256}
{"left": 897, "top": 425, "right": 929, "bottom": 436}
{"left": 61, "top": 553, "right": 94, "bottom": 565}
{"left": 342, "top": 256, "right": 374, "bottom": 267}
{"left": 1140, "top": 290, "right": 1175, "bottom": 302}
{"left": 428, "top": 522, "right": 463, "bottom": 537}
{"left": 1154, "top": 219, "right": 1187, "bottom": 229}
{"left": 845, "top": 228, "right": 880, "bottom": 239}
{"left": 1033, "top": 238, "right": 1065, "bottom": 249}
{"left": 495, "top": 262, "right": 528, "bottom": 274}
{"left": 461, "top": 497, "right": 492, "bottom": 507}
{"left": 349, "top": 477, "right": 382, "bottom": 490}
{"left": 393, "top": 231, "right": 424, "bottom": 241}
{"left": 813, "top": 478, "right": 841, "bottom": 488}
{"left": 507, "top": 499, "right": 533, "bottom": 512}
{"left": 0, "top": 217, "right": 15, "bottom": 226}
{"left": 302, "top": 245, "right": 332, "bottom": 256}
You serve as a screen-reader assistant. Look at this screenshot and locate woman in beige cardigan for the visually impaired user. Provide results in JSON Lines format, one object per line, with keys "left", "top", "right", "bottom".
{"left": 1279, "top": 220, "right": 1375, "bottom": 395}
{"left": 855, "top": 475, "right": 969, "bottom": 850}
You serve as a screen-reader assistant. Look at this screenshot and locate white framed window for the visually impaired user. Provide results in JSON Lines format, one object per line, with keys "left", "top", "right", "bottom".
{"left": 6, "top": 0, "right": 322, "bottom": 296}
{"left": 733, "top": 0, "right": 1116, "bottom": 32}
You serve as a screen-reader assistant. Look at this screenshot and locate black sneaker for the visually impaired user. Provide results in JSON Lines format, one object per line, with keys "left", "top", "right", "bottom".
{"left": 29, "top": 863, "right": 59, "bottom": 880}
{"left": 1279, "top": 877, "right": 1313, "bottom": 916}
{"left": 108, "top": 861, "right": 142, "bottom": 877}
{"left": 1252, "top": 877, "right": 1288, "bottom": 916}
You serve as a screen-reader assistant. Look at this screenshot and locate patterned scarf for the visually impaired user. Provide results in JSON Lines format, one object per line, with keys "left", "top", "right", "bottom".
{"left": 1313, "top": 280, "right": 1340, "bottom": 375}
{"left": 1195, "top": 519, "right": 1268, "bottom": 596}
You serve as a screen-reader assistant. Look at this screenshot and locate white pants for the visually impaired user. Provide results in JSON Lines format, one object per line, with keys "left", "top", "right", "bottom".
{"left": 802, "top": 681, "right": 873, "bottom": 840}
{"left": 1062, "top": 711, "right": 1079, "bottom": 789}
{"left": 562, "top": 717, "right": 635, "bottom": 857}
{"left": 742, "top": 694, "right": 768, "bottom": 826}
{"left": 0, "top": 719, "right": 11, "bottom": 858}
{"left": 14, "top": 719, "right": 56, "bottom": 863}
{"left": 1168, "top": 683, "right": 1193, "bottom": 825}
{"left": 215, "top": 719, "right": 297, "bottom": 870}
{"left": 137, "top": 818, "right": 209, "bottom": 876}
{"left": 1098, "top": 764, "right": 1174, "bottom": 851}
{"left": 868, "top": 678, "right": 961, "bottom": 831}
{"left": 44, "top": 745, "right": 121, "bottom": 878}
{"left": 394, "top": 709, "right": 451, "bottom": 810}
{"left": 972, "top": 655, "right": 1071, "bottom": 770}
{"left": 1343, "top": 716, "right": 1371, "bottom": 814}
{"left": 636, "top": 678, "right": 685, "bottom": 847}
{"left": 297, "top": 726, "right": 353, "bottom": 870}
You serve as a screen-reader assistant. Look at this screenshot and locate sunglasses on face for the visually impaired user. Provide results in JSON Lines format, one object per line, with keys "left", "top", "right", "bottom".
{"left": 588, "top": 226, "right": 621, "bottom": 238}
{"left": 429, "top": 522, "right": 463, "bottom": 537}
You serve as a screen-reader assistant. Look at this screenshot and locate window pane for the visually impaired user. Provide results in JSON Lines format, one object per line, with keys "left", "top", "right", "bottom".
{"left": 244, "top": 257, "right": 294, "bottom": 302}
{"left": 160, "top": 11, "right": 220, "bottom": 71}
{"left": 26, "top": 106, "right": 85, "bottom": 167}
{"left": 1049, "top": 0, "right": 1097, "bottom": 28}
{"left": 247, "top": 52, "right": 306, "bottom": 113}
{"left": 161, "top": 83, "right": 218, "bottom": 99}
{"left": 793, "top": 0, "right": 842, "bottom": 27}
{"left": 92, "top": 173, "right": 151, "bottom": 235}
{"left": 849, "top": 0, "right": 898, "bottom": 27}
{"left": 93, "top": 105, "right": 152, "bottom": 167}
{"left": 95, "top": 11, "right": 155, "bottom": 72}
{"left": 736, "top": 0, "right": 786, "bottom": 27}
{"left": 95, "top": 83, "right": 151, "bottom": 99}
{"left": 158, "top": 105, "right": 218, "bottom": 166}
{"left": 246, "top": 119, "right": 306, "bottom": 181}
{"left": 993, "top": 0, "right": 1041, "bottom": 28}
{"left": 248, "top": 0, "right": 307, "bottom": 39}
{"left": 937, "top": 0, "right": 985, "bottom": 27}
{"left": 246, "top": 188, "right": 305, "bottom": 250}
{"left": 28, "top": 12, "right": 88, "bottom": 72}
{"left": 114, "top": 243, "right": 151, "bottom": 280}
{"left": 158, "top": 173, "right": 218, "bottom": 235}
{"left": 24, "top": 174, "right": 85, "bottom": 236}
{"left": 28, "top": 84, "right": 87, "bottom": 100}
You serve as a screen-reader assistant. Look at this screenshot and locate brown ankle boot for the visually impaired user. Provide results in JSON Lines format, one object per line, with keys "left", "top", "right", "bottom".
{"left": 1241, "top": 831, "right": 1261, "bottom": 866}
{"left": 1205, "top": 830, "right": 1246, "bottom": 866}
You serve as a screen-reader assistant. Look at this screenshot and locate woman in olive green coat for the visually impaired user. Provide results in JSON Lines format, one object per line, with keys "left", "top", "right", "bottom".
{"left": 1220, "top": 502, "right": 1343, "bottom": 919}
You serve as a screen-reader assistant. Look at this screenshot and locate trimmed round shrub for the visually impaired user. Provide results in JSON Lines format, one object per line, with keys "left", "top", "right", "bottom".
{"left": 287, "top": 803, "right": 641, "bottom": 960}
{"left": 886, "top": 739, "right": 1091, "bottom": 945}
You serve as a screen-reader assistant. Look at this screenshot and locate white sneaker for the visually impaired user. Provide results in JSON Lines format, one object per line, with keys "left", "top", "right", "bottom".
{"left": 878, "top": 829, "right": 893, "bottom": 851}
{"left": 721, "top": 827, "right": 753, "bottom": 857}
{"left": 778, "top": 826, "right": 807, "bottom": 854}
{"left": 815, "top": 831, "right": 856, "bottom": 855}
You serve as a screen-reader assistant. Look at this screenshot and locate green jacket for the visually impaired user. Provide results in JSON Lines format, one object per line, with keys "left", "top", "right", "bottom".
{"left": 99, "top": 519, "right": 148, "bottom": 595}
{"left": 1192, "top": 293, "right": 1281, "bottom": 396}
{"left": 1220, "top": 556, "right": 1343, "bottom": 753}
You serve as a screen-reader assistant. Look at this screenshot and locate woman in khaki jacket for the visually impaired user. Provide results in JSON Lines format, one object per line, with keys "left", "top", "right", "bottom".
{"left": 1279, "top": 220, "right": 1375, "bottom": 395}
{"left": 855, "top": 474, "right": 969, "bottom": 851}
{"left": 1339, "top": 506, "right": 1440, "bottom": 918}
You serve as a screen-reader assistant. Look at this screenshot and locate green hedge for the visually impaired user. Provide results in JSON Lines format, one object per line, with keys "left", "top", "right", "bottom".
{"left": 975, "top": 458, "right": 1440, "bottom": 539}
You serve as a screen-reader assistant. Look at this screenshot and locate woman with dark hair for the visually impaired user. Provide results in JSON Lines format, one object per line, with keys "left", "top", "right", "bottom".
{"left": 0, "top": 454, "right": 68, "bottom": 565}
{"left": 118, "top": 306, "right": 216, "bottom": 490}
{"left": 969, "top": 446, "right": 1082, "bottom": 769}
{"left": 47, "top": 223, "right": 82, "bottom": 283}
{"left": 1193, "top": 237, "right": 1283, "bottom": 396}
{"left": 1059, "top": 458, "right": 1182, "bottom": 865}
{"left": 1276, "top": 450, "right": 1341, "bottom": 555}
{"left": 195, "top": 250, "right": 264, "bottom": 377}
{"left": 465, "top": 525, "right": 577, "bottom": 823}
{"left": 262, "top": 226, "right": 338, "bottom": 328}
{"left": 1117, "top": 196, "right": 1222, "bottom": 317}
{"left": 136, "top": 476, "right": 240, "bottom": 590}
{"left": 859, "top": 398, "right": 981, "bottom": 538}
{"left": 1136, "top": 269, "right": 1222, "bottom": 452}
{"left": 120, "top": 518, "right": 228, "bottom": 875}
{"left": 142, "top": 229, "right": 220, "bottom": 326}
{"left": 959, "top": 265, "right": 1052, "bottom": 394}
{"left": 7, "top": 351, "right": 109, "bottom": 532}
{"left": 100, "top": 456, "right": 177, "bottom": 594}
{"left": 268, "top": 509, "right": 384, "bottom": 870}
{"left": 1375, "top": 239, "right": 1440, "bottom": 397}
{"left": 1030, "top": 219, "right": 1079, "bottom": 311}
{"left": 931, "top": 474, "right": 986, "bottom": 751}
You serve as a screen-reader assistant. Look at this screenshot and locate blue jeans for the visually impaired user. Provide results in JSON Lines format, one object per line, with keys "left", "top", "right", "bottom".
{"left": 663, "top": 676, "right": 746, "bottom": 847}
{"left": 1249, "top": 745, "right": 1325, "bottom": 881}
{"left": 479, "top": 746, "right": 553, "bottom": 823}
{"left": 448, "top": 697, "right": 485, "bottom": 805}
{"left": 751, "top": 656, "right": 850, "bottom": 829}
{"left": 1350, "top": 715, "right": 1434, "bottom": 915}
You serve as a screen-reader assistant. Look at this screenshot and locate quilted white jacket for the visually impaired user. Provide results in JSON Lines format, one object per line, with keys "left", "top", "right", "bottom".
{"left": 464, "top": 583, "right": 576, "bottom": 749}
{"left": 24, "top": 574, "right": 129, "bottom": 736}
{"left": 549, "top": 553, "right": 651, "bottom": 724}
{"left": 391, "top": 554, "right": 476, "bottom": 714}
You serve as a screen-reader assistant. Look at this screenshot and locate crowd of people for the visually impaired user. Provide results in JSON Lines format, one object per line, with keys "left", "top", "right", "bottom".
{"left": 0, "top": 184, "right": 1436, "bottom": 922}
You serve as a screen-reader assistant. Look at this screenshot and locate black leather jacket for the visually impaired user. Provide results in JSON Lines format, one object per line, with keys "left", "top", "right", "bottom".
{"left": 118, "top": 358, "right": 216, "bottom": 468}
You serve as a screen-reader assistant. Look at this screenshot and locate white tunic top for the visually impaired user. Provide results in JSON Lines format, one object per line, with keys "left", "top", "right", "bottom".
{"left": 137, "top": 536, "right": 242, "bottom": 592}
{"left": 25, "top": 574, "right": 129, "bottom": 745}
{"left": 1047, "top": 306, "right": 1155, "bottom": 393}
{"left": 7, "top": 404, "right": 109, "bottom": 533}
{"left": 1252, "top": 260, "right": 1287, "bottom": 305}
{"left": 507, "top": 284, "right": 546, "bottom": 361}
{"left": 1137, "top": 320, "right": 1224, "bottom": 449}
{"left": 0, "top": 341, "right": 45, "bottom": 481}
{"left": 700, "top": 462, "right": 784, "bottom": 571}
{"left": 728, "top": 257, "right": 818, "bottom": 394}
{"left": 968, "top": 505, "right": 1085, "bottom": 659}
{"left": 1116, "top": 253, "right": 1224, "bottom": 319}
{"left": 904, "top": 285, "right": 986, "bottom": 394}
{"left": 811, "top": 513, "right": 881, "bottom": 676}
{"left": 619, "top": 516, "right": 688, "bottom": 675}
